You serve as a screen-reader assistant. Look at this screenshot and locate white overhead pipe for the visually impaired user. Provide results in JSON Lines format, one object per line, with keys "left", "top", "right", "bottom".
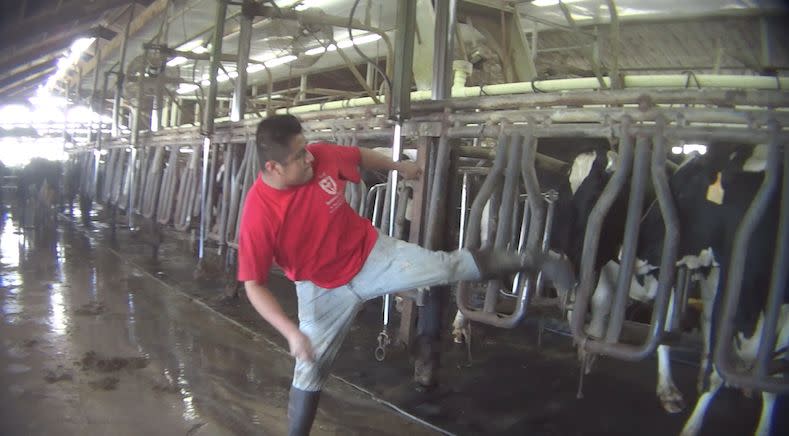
{"left": 276, "top": 73, "right": 789, "bottom": 115}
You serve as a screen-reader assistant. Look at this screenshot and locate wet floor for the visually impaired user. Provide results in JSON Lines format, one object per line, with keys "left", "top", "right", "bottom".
{"left": 3, "top": 201, "right": 786, "bottom": 435}
{"left": 0, "top": 205, "right": 439, "bottom": 436}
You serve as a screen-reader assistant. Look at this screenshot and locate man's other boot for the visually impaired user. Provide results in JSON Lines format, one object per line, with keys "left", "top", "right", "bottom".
{"left": 288, "top": 386, "right": 321, "bottom": 436}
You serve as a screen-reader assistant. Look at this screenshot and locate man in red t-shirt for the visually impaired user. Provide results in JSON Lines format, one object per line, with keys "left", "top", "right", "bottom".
{"left": 238, "top": 115, "right": 574, "bottom": 435}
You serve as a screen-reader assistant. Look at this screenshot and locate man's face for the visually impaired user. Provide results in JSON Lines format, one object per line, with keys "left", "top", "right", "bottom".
{"left": 274, "top": 133, "right": 314, "bottom": 186}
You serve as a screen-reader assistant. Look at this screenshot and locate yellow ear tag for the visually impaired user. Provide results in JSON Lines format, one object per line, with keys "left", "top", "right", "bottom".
{"left": 706, "top": 172, "right": 724, "bottom": 205}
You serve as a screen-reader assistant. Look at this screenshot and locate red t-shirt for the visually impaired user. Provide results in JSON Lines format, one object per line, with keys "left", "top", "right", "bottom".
{"left": 237, "top": 142, "right": 379, "bottom": 289}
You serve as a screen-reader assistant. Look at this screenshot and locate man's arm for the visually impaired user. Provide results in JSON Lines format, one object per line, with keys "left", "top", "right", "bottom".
{"left": 244, "top": 280, "right": 314, "bottom": 362}
{"left": 358, "top": 147, "right": 422, "bottom": 180}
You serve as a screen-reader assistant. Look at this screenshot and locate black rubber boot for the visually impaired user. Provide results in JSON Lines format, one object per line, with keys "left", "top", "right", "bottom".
{"left": 469, "top": 248, "right": 576, "bottom": 290}
{"left": 288, "top": 386, "right": 321, "bottom": 436}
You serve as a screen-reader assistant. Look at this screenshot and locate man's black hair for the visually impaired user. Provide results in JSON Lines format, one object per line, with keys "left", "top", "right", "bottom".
{"left": 255, "top": 114, "right": 303, "bottom": 171}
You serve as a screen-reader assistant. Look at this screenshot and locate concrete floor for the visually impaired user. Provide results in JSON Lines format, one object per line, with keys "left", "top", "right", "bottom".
{"left": 3, "top": 201, "right": 786, "bottom": 435}
{"left": 0, "top": 205, "right": 438, "bottom": 436}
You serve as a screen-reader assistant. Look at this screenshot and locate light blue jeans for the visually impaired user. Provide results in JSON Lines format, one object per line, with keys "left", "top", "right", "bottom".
{"left": 292, "top": 234, "right": 481, "bottom": 391}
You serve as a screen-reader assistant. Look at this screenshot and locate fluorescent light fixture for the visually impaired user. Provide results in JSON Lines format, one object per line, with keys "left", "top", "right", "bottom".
{"left": 176, "top": 84, "right": 199, "bottom": 94}
{"left": 167, "top": 56, "right": 188, "bottom": 67}
{"left": 192, "top": 45, "right": 209, "bottom": 54}
{"left": 530, "top": 0, "right": 581, "bottom": 6}
{"left": 305, "top": 45, "right": 332, "bottom": 56}
{"left": 294, "top": 0, "right": 325, "bottom": 11}
{"left": 337, "top": 33, "right": 381, "bottom": 48}
{"left": 244, "top": 55, "right": 296, "bottom": 73}
{"left": 179, "top": 147, "right": 194, "bottom": 153}
{"left": 264, "top": 55, "right": 297, "bottom": 67}
{"left": 305, "top": 33, "right": 381, "bottom": 56}
{"left": 176, "top": 40, "right": 204, "bottom": 52}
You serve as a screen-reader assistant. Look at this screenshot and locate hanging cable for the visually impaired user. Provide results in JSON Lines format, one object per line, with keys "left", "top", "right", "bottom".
{"left": 348, "top": 0, "right": 392, "bottom": 101}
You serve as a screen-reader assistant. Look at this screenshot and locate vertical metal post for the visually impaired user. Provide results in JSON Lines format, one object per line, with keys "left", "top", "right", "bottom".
{"left": 298, "top": 74, "right": 308, "bottom": 103}
{"left": 760, "top": 16, "right": 773, "bottom": 70}
{"left": 390, "top": 0, "right": 417, "bottom": 121}
{"left": 413, "top": 0, "right": 457, "bottom": 385}
{"left": 89, "top": 43, "right": 101, "bottom": 143}
{"left": 199, "top": 0, "right": 228, "bottom": 260}
{"left": 112, "top": 5, "right": 135, "bottom": 137}
{"left": 714, "top": 122, "right": 787, "bottom": 393}
{"left": 755, "top": 136, "right": 788, "bottom": 379}
{"left": 605, "top": 134, "right": 651, "bottom": 343}
{"left": 431, "top": 0, "right": 457, "bottom": 100}
{"left": 366, "top": 62, "right": 375, "bottom": 90}
{"left": 232, "top": 5, "right": 252, "bottom": 122}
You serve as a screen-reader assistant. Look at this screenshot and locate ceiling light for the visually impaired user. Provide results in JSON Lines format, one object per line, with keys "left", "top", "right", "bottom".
{"left": 166, "top": 56, "right": 188, "bottom": 67}
{"left": 305, "top": 33, "right": 381, "bottom": 56}
{"left": 176, "top": 84, "right": 199, "bottom": 94}
{"left": 264, "top": 55, "right": 297, "bottom": 67}
{"left": 176, "top": 40, "right": 204, "bottom": 52}
{"left": 192, "top": 46, "right": 209, "bottom": 54}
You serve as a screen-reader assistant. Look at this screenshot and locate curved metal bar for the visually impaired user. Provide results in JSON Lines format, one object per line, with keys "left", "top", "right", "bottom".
{"left": 604, "top": 134, "right": 651, "bottom": 343}
{"left": 483, "top": 133, "right": 522, "bottom": 313}
{"left": 110, "top": 149, "right": 127, "bottom": 206}
{"left": 174, "top": 146, "right": 200, "bottom": 231}
{"left": 714, "top": 121, "right": 789, "bottom": 393}
{"left": 216, "top": 144, "right": 234, "bottom": 245}
{"left": 584, "top": 119, "right": 680, "bottom": 360}
{"left": 157, "top": 146, "right": 179, "bottom": 224}
{"left": 571, "top": 117, "right": 634, "bottom": 343}
{"left": 457, "top": 129, "right": 544, "bottom": 328}
{"left": 755, "top": 138, "right": 789, "bottom": 379}
{"left": 521, "top": 128, "right": 546, "bottom": 265}
{"left": 101, "top": 148, "right": 118, "bottom": 204}
{"left": 457, "top": 134, "right": 508, "bottom": 317}
{"left": 225, "top": 140, "right": 253, "bottom": 244}
{"left": 142, "top": 147, "right": 166, "bottom": 219}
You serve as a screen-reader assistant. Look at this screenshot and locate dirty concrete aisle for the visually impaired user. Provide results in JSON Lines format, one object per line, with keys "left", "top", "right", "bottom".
{"left": 0, "top": 206, "right": 437, "bottom": 436}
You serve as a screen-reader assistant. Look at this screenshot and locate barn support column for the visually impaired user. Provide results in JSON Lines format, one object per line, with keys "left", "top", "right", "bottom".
{"left": 198, "top": 0, "right": 227, "bottom": 262}
{"left": 414, "top": 0, "right": 458, "bottom": 389}
{"left": 112, "top": 5, "right": 134, "bottom": 137}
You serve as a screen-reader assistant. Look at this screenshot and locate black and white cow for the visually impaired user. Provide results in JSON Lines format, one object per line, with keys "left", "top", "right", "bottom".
{"left": 560, "top": 146, "right": 696, "bottom": 415}
{"left": 634, "top": 144, "right": 788, "bottom": 435}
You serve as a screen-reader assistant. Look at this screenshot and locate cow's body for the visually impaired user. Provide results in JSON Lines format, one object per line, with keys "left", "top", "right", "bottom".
{"left": 634, "top": 145, "right": 787, "bottom": 435}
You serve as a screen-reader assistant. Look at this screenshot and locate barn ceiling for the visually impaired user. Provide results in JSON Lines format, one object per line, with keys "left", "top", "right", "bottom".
{"left": 0, "top": 0, "right": 786, "bottom": 104}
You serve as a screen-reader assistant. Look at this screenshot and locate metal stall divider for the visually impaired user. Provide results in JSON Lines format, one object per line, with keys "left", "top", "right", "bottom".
{"left": 226, "top": 138, "right": 258, "bottom": 248}
{"left": 141, "top": 146, "right": 166, "bottom": 219}
{"left": 173, "top": 145, "right": 200, "bottom": 232}
{"left": 211, "top": 142, "right": 235, "bottom": 247}
{"left": 203, "top": 141, "right": 221, "bottom": 244}
{"left": 157, "top": 146, "right": 179, "bottom": 225}
{"left": 713, "top": 122, "right": 789, "bottom": 394}
{"left": 101, "top": 148, "right": 119, "bottom": 204}
{"left": 570, "top": 117, "right": 679, "bottom": 397}
{"left": 110, "top": 149, "right": 127, "bottom": 207}
{"left": 455, "top": 127, "right": 549, "bottom": 328}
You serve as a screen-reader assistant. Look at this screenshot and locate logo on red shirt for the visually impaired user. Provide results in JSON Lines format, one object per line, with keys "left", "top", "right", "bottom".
{"left": 318, "top": 175, "right": 338, "bottom": 195}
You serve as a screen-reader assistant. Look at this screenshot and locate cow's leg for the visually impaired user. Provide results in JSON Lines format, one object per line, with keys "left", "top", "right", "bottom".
{"left": 587, "top": 260, "right": 617, "bottom": 339}
{"left": 681, "top": 368, "right": 723, "bottom": 436}
{"left": 657, "top": 291, "right": 685, "bottom": 413}
{"left": 451, "top": 311, "right": 468, "bottom": 344}
{"left": 697, "top": 267, "right": 720, "bottom": 393}
{"left": 579, "top": 261, "right": 617, "bottom": 373}
{"left": 756, "top": 392, "right": 777, "bottom": 436}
